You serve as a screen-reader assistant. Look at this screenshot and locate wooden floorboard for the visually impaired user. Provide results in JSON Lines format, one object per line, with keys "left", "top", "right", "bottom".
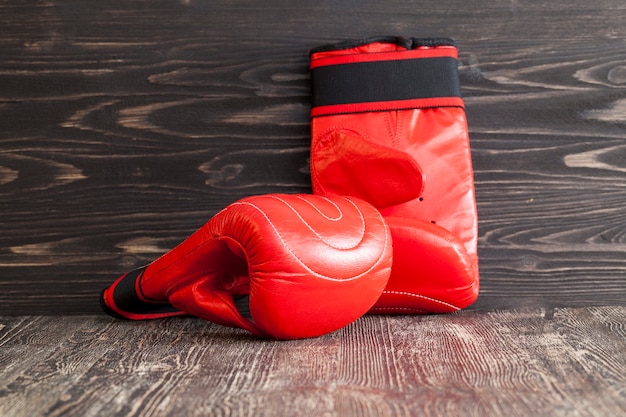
{"left": 0, "top": 0, "right": 625, "bottom": 315}
{"left": 1, "top": 306, "right": 625, "bottom": 417}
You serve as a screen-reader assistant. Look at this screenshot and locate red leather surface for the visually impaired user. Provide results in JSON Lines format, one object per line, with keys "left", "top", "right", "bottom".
{"left": 370, "top": 217, "right": 478, "bottom": 314}
{"left": 312, "top": 130, "right": 424, "bottom": 209}
{"left": 310, "top": 40, "right": 479, "bottom": 313}
{"left": 312, "top": 107, "right": 478, "bottom": 262}
{"left": 110, "top": 194, "right": 392, "bottom": 339}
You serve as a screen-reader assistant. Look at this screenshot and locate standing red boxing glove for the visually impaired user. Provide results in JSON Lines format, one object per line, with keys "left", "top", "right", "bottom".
{"left": 310, "top": 36, "right": 479, "bottom": 314}
{"left": 101, "top": 193, "right": 392, "bottom": 339}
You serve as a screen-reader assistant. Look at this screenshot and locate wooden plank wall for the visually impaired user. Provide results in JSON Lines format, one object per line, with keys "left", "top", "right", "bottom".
{"left": 1, "top": 0, "right": 625, "bottom": 315}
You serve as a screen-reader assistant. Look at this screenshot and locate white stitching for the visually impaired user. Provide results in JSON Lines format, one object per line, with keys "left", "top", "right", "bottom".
{"left": 381, "top": 290, "right": 461, "bottom": 310}
{"left": 231, "top": 196, "right": 389, "bottom": 282}
{"left": 265, "top": 194, "right": 365, "bottom": 250}
{"left": 369, "top": 307, "right": 428, "bottom": 314}
{"left": 294, "top": 194, "right": 342, "bottom": 221}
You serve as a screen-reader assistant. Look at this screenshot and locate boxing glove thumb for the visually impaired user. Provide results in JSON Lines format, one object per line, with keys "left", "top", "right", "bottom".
{"left": 312, "top": 129, "right": 425, "bottom": 209}
{"left": 101, "top": 193, "right": 393, "bottom": 339}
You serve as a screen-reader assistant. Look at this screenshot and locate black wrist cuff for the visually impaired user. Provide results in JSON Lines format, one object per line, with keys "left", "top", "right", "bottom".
{"left": 310, "top": 37, "right": 463, "bottom": 117}
{"left": 100, "top": 267, "right": 181, "bottom": 319}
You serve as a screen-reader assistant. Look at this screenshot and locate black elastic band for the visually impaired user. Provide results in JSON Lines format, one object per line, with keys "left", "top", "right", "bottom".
{"left": 100, "top": 267, "right": 181, "bottom": 318}
{"left": 311, "top": 56, "right": 461, "bottom": 108}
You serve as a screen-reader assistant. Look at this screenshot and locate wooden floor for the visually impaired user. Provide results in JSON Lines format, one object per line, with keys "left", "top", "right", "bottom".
{"left": 1, "top": 307, "right": 625, "bottom": 417}
{"left": 0, "top": 0, "right": 625, "bottom": 416}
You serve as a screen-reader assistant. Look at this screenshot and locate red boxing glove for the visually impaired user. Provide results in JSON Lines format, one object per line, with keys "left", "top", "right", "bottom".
{"left": 310, "top": 36, "right": 479, "bottom": 313}
{"left": 101, "top": 194, "right": 392, "bottom": 339}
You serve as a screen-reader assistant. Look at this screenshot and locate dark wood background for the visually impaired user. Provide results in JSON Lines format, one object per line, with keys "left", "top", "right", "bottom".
{"left": 1, "top": 0, "right": 624, "bottom": 315}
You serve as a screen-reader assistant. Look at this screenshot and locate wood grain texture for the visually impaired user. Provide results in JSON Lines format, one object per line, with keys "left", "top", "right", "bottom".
{"left": 1, "top": 307, "right": 625, "bottom": 417}
{"left": 0, "top": 0, "right": 625, "bottom": 314}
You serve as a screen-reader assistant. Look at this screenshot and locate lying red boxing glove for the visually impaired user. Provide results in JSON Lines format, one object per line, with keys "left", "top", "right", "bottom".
{"left": 310, "top": 36, "right": 479, "bottom": 313}
{"left": 101, "top": 193, "right": 392, "bottom": 339}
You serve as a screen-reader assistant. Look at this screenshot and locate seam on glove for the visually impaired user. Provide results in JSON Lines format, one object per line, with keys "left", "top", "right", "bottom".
{"left": 369, "top": 307, "right": 428, "bottom": 314}
{"left": 235, "top": 197, "right": 390, "bottom": 282}
{"left": 381, "top": 290, "right": 461, "bottom": 311}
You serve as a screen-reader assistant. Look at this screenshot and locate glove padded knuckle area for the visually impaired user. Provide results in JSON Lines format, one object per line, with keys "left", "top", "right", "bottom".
{"left": 219, "top": 194, "right": 389, "bottom": 282}
{"left": 206, "top": 194, "right": 392, "bottom": 339}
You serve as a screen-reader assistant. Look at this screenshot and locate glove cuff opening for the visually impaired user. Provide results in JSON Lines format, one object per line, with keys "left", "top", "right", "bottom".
{"left": 310, "top": 36, "right": 456, "bottom": 55}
